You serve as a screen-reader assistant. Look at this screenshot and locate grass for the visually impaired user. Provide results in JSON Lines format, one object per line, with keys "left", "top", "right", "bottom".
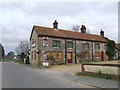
{"left": 75, "top": 71, "right": 120, "bottom": 81}
{"left": 15, "top": 60, "right": 24, "bottom": 64}
{"left": 108, "top": 59, "right": 120, "bottom": 61}
{"left": 37, "top": 65, "right": 52, "bottom": 69}
{"left": 54, "top": 63, "right": 66, "bottom": 65}
{"left": 80, "top": 60, "right": 99, "bottom": 64}
{"left": 1, "top": 59, "right": 15, "bottom": 62}
{"left": 80, "top": 59, "right": 120, "bottom": 64}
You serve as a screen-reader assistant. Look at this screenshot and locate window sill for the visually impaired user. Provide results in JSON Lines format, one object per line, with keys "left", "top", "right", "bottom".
{"left": 95, "top": 49, "right": 100, "bottom": 50}
{"left": 96, "top": 57, "right": 100, "bottom": 58}
{"left": 43, "top": 45, "right": 48, "bottom": 47}
{"left": 53, "top": 47, "right": 60, "bottom": 49}
{"left": 67, "top": 48, "right": 73, "bottom": 49}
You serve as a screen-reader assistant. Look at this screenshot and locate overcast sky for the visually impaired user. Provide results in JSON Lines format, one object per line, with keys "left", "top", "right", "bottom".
{"left": 0, "top": 1, "right": 118, "bottom": 55}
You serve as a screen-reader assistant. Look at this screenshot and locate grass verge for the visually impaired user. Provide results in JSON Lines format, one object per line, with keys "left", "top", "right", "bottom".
{"left": 54, "top": 63, "right": 66, "bottom": 65}
{"left": 1, "top": 59, "right": 15, "bottom": 62}
{"left": 75, "top": 72, "right": 120, "bottom": 81}
{"left": 15, "top": 60, "right": 24, "bottom": 64}
{"left": 37, "top": 65, "right": 52, "bottom": 69}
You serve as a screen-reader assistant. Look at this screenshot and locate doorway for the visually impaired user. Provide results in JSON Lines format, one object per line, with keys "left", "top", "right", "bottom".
{"left": 101, "top": 51, "right": 104, "bottom": 61}
{"left": 67, "top": 52, "right": 72, "bottom": 63}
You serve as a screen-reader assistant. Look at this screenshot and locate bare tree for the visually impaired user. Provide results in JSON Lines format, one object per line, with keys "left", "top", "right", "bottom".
{"left": 72, "top": 24, "right": 91, "bottom": 34}
{"left": 72, "top": 24, "right": 80, "bottom": 32}
{"left": 15, "top": 41, "right": 29, "bottom": 56}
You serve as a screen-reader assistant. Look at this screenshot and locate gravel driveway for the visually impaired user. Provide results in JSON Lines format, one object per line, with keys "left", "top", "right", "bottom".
{"left": 49, "top": 64, "right": 82, "bottom": 75}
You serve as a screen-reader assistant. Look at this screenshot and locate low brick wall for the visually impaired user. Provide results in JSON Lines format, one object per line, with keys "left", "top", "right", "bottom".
{"left": 81, "top": 63, "right": 120, "bottom": 76}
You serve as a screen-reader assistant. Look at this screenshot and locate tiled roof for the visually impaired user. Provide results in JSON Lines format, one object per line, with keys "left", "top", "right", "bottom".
{"left": 115, "top": 43, "right": 120, "bottom": 50}
{"left": 30, "top": 25, "right": 108, "bottom": 42}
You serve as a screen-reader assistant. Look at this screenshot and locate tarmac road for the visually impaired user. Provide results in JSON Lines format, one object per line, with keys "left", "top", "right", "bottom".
{"left": 2, "top": 61, "right": 97, "bottom": 88}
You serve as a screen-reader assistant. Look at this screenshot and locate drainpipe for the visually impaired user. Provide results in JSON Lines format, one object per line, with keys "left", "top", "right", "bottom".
{"left": 92, "top": 41, "right": 94, "bottom": 60}
{"left": 75, "top": 40, "right": 77, "bottom": 63}
{"left": 65, "top": 38, "right": 67, "bottom": 64}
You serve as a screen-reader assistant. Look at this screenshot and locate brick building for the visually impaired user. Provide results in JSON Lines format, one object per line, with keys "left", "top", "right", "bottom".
{"left": 29, "top": 20, "right": 108, "bottom": 66}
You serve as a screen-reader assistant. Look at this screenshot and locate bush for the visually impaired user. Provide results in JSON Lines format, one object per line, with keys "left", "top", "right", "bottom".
{"left": 81, "top": 60, "right": 98, "bottom": 63}
{"left": 25, "top": 56, "right": 30, "bottom": 64}
{"left": 106, "top": 40, "right": 115, "bottom": 60}
{"left": 96, "top": 71, "right": 112, "bottom": 79}
{"left": 45, "top": 55, "right": 55, "bottom": 65}
{"left": 15, "top": 60, "right": 24, "bottom": 64}
{"left": 54, "top": 63, "right": 66, "bottom": 65}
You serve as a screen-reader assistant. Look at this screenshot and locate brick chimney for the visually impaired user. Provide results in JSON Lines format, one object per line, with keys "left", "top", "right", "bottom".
{"left": 53, "top": 20, "right": 58, "bottom": 29}
{"left": 81, "top": 25, "right": 86, "bottom": 33}
{"left": 100, "top": 29, "right": 104, "bottom": 37}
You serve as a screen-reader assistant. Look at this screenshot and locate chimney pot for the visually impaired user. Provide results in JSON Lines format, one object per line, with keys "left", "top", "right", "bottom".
{"left": 53, "top": 20, "right": 58, "bottom": 29}
{"left": 81, "top": 25, "right": 86, "bottom": 33}
{"left": 100, "top": 29, "right": 104, "bottom": 37}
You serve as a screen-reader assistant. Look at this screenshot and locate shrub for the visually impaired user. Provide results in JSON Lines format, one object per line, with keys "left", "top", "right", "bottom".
{"left": 76, "top": 71, "right": 112, "bottom": 80}
{"left": 45, "top": 55, "right": 55, "bottom": 65}
{"left": 25, "top": 56, "right": 30, "bottom": 64}
{"left": 96, "top": 71, "right": 112, "bottom": 79}
{"left": 54, "top": 63, "right": 66, "bottom": 65}
{"left": 106, "top": 40, "right": 115, "bottom": 60}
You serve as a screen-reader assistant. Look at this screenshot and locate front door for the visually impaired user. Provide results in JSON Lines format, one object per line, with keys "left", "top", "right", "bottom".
{"left": 101, "top": 51, "right": 104, "bottom": 61}
{"left": 67, "top": 52, "right": 72, "bottom": 63}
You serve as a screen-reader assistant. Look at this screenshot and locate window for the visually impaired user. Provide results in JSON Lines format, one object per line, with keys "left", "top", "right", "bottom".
{"left": 58, "top": 52, "right": 63, "bottom": 59}
{"left": 83, "top": 43, "right": 89, "bottom": 50}
{"left": 45, "top": 51, "right": 63, "bottom": 60}
{"left": 32, "top": 39, "right": 35, "bottom": 47}
{"left": 105, "top": 44, "right": 108, "bottom": 50}
{"left": 53, "top": 52, "right": 57, "bottom": 59}
{"left": 84, "top": 52, "right": 89, "bottom": 59}
{"left": 43, "top": 39, "right": 48, "bottom": 46}
{"left": 67, "top": 42, "right": 73, "bottom": 48}
{"left": 95, "top": 44, "right": 100, "bottom": 50}
{"left": 95, "top": 52, "right": 100, "bottom": 57}
{"left": 53, "top": 41, "right": 60, "bottom": 48}
{"left": 46, "top": 52, "right": 50, "bottom": 57}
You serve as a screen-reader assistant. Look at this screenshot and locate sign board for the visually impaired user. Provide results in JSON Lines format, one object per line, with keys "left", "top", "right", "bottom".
{"left": 42, "top": 62, "right": 49, "bottom": 66}
{"left": 43, "top": 54, "right": 47, "bottom": 59}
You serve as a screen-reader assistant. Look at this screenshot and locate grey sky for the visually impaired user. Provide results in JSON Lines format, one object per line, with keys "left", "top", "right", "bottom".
{"left": 0, "top": 1, "right": 118, "bottom": 54}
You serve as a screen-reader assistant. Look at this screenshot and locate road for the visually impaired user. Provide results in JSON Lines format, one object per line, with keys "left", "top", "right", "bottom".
{"left": 2, "top": 61, "right": 96, "bottom": 88}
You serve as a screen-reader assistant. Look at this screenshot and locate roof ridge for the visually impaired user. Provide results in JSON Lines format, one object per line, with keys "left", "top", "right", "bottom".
{"left": 32, "top": 25, "right": 107, "bottom": 42}
{"left": 34, "top": 25, "right": 102, "bottom": 37}
{"left": 34, "top": 25, "right": 53, "bottom": 30}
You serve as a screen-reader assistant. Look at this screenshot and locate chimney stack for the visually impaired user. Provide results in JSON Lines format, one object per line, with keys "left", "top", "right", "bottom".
{"left": 100, "top": 29, "right": 104, "bottom": 37}
{"left": 81, "top": 25, "right": 86, "bottom": 33}
{"left": 53, "top": 20, "right": 58, "bottom": 29}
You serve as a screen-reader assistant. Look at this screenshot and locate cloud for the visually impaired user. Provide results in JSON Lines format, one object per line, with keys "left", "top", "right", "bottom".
{"left": 0, "top": 1, "right": 118, "bottom": 54}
